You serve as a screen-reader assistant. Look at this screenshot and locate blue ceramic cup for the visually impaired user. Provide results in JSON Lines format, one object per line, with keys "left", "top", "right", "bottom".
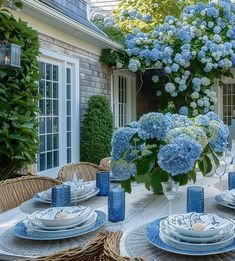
{"left": 228, "top": 172, "right": 235, "bottom": 190}
{"left": 51, "top": 185, "right": 71, "bottom": 207}
{"left": 96, "top": 171, "right": 110, "bottom": 196}
{"left": 187, "top": 186, "right": 204, "bottom": 213}
{"left": 108, "top": 187, "right": 125, "bottom": 222}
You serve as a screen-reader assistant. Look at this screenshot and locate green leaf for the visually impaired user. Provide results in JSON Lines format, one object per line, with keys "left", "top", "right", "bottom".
{"left": 135, "top": 156, "right": 155, "bottom": 176}
{"left": 150, "top": 167, "right": 169, "bottom": 194}
{"left": 121, "top": 179, "right": 132, "bottom": 193}
{"left": 188, "top": 169, "right": 197, "bottom": 183}
{"left": 174, "top": 173, "right": 189, "bottom": 185}
{"left": 204, "top": 155, "right": 213, "bottom": 174}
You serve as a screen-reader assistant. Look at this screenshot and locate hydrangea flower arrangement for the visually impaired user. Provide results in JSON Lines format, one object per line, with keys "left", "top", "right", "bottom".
{"left": 111, "top": 112, "right": 228, "bottom": 193}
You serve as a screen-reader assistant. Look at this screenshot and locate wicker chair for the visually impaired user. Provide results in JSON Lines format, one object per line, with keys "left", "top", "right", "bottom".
{"left": 99, "top": 157, "right": 111, "bottom": 172}
{"left": 104, "top": 231, "right": 145, "bottom": 261}
{"left": 0, "top": 176, "right": 61, "bottom": 213}
{"left": 57, "top": 162, "right": 104, "bottom": 182}
{"left": 21, "top": 231, "right": 144, "bottom": 261}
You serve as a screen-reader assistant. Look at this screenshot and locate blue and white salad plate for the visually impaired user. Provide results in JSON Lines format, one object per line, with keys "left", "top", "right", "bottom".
{"left": 146, "top": 217, "right": 235, "bottom": 256}
{"left": 215, "top": 195, "right": 235, "bottom": 210}
{"left": 14, "top": 210, "right": 105, "bottom": 240}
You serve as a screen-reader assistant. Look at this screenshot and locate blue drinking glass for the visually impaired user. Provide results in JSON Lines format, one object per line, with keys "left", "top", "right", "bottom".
{"left": 228, "top": 172, "right": 235, "bottom": 190}
{"left": 187, "top": 186, "right": 204, "bottom": 213}
{"left": 96, "top": 171, "right": 110, "bottom": 196}
{"left": 108, "top": 187, "right": 125, "bottom": 222}
{"left": 51, "top": 185, "right": 71, "bottom": 207}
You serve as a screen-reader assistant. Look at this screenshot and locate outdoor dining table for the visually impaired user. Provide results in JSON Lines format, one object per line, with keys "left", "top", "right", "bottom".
{"left": 0, "top": 173, "right": 234, "bottom": 260}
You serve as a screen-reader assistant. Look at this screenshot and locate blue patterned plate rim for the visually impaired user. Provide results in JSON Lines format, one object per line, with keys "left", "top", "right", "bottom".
{"left": 33, "top": 187, "right": 100, "bottom": 204}
{"left": 215, "top": 195, "right": 235, "bottom": 210}
{"left": 145, "top": 217, "right": 235, "bottom": 256}
{"left": 13, "top": 210, "right": 106, "bottom": 241}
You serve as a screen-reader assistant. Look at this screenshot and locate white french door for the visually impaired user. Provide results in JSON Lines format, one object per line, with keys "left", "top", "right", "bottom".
{"left": 112, "top": 72, "right": 136, "bottom": 128}
{"left": 37, "top": 51, "right": 80, "bottom": 177}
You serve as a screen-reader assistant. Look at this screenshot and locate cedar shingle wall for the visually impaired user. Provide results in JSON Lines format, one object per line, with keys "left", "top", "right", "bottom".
{"left": 39, "top": 33, "right": 111, "bottom": 124}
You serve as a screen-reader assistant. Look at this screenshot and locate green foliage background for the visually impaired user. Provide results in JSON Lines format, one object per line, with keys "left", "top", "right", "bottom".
{"left": 113, "top": 0, "right": 208, "bottom": 33}
{"left": 0, "top": 1, "right": 40, "bottom": 180}
{"left": 80, "top": 96, "right": 113, "bottom": 165}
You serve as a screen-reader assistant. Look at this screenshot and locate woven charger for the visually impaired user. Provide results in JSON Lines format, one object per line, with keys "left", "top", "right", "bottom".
{"left": 0, "top": 220, "right": 123, "bottom": 258}
{"left": 124, "top": 224, "right": 235, "bottom": 261}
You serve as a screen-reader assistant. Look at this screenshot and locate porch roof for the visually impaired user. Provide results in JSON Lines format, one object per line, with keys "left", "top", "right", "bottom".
{"left": 20, "top": 0, "right": 122, "bottom": 50}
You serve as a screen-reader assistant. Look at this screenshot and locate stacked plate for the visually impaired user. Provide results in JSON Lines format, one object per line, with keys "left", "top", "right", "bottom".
{"left": 160, "top": 213, "right": 235, "bottom": 251}
{"left": 33, "top": 180, "right": 99, "bottom": 204}
{"left": 13, "top": 206, "right": 106, "bottom": 240}
{"left": 216, "top": 189, "right": 235, "bottom": 209}
{"left": 146, "top": 212, "right": 235, "bottom": 256}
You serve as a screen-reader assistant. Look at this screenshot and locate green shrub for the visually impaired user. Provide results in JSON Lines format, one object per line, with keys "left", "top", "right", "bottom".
{"left": 81, "top": 95, "right": 113, "bottom": 164}
{"left": 0, "top": 1, "right": 40, "bottom": 180}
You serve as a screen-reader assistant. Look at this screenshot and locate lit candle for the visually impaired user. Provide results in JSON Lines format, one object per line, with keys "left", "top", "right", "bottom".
{"left": 4, "top": 56, "right": 10, "bottom": 64}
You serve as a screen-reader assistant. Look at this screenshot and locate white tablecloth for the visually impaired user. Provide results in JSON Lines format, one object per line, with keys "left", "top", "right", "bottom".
{"left": 0, "top": 174, "right": 232, "bottom": 260}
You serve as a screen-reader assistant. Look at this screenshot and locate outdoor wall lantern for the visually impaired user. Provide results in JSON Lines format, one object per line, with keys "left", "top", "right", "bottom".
{"left": 0, "top": 40, "right": 21, "bottom": 68}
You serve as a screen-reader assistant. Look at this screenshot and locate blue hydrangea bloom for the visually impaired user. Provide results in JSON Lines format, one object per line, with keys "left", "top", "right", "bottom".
{"left": 179, "top": 106, "right": 189, "bottom": 116}
{"left": 111, "top": 160, "right": 137, "bottom": 180}
{"left": 111, "top": 127, "right": 137, "bottom": 160}
{"left": 167, "top": 113, "right": 193, "bottom": 128}
{"left": 208, "top": 120, "right": 229, "bottom": 152}
{"left": 138, "top": 112, "right": 171, "bottom": 140}
{"left": 158, "top": 137, "right": 201, "bottom": 176}
{"left": 206, "top": 111, "right": 220, "bottom": 121}
{"left": 195, "top": 115, "right": 210, "bottom": 127}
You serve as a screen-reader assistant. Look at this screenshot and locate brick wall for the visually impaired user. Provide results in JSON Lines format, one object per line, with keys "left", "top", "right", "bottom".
{"left": 38, "top": 33, "right": 112, "bottom": 123}
{"left": 90, "top": 0, "right": 119, "bottom": 14}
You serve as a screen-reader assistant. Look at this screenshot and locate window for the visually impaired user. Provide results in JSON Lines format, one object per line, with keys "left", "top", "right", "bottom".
{"left": 223, "top": 83, "right": 235, "bottom": 126}
{"left": 37, "top": 50, "right": 80, "bottom": 177}
{"left": 112, "top": 72, "right": 136, "bottom": 128}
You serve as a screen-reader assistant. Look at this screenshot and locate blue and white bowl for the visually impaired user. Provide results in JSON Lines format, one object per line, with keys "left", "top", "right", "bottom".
{"left": 166, "top": 213, "right": 231, "bottom": 238}
{"left": 33, "top": 206, "right": 91, "bottom": 227}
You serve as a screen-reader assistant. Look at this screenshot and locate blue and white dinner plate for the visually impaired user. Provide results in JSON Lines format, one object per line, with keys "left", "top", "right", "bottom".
{"left": 13, "top": 210, "right": 106, "bottom": 240}
{"left": 215, "top": 195, "right": 235, "bottom": 210}
{"left": 33, "top": 187, "right": 100, "bottom": 204}
{"left": 146, "top": 217, "right": 235, "bottom": 256}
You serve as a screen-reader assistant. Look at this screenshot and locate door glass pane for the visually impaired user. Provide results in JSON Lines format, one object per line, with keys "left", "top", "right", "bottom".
{"left": 66, "top": 68, "right": 72, "bottom": 163}
{"left": 118, "top": 76, "right": 128, "bottom": 127}
{"left": 37, "top": 62, "right": 60, "bottom": 172}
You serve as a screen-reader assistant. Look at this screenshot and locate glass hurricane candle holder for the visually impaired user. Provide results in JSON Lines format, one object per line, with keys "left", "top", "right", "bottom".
{"left": 187, "top": 186, "right": 204, "bottom": 213}
{"left": 108, "top": 187, "right": 125, "bottom": 222}
{"left": 51, "top": 185, "right": 71, "bottom": 207}
{"left": 96, "top": 171, "right": 110, "bottom": 196}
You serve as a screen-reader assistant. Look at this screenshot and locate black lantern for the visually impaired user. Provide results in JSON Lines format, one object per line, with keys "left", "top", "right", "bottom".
{"left": 0, "top": 41, "right": 21, "bottom": 68}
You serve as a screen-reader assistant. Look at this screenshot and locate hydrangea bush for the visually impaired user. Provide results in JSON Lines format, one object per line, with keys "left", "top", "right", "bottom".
{"left": 111, "top": 112, "right": 228, "bottom": 193}
{"left": 124, "top": 0, "right": 235, "bottom": 116}
{"left": 94, "top": 0, "right": 235, "bottom": 117}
